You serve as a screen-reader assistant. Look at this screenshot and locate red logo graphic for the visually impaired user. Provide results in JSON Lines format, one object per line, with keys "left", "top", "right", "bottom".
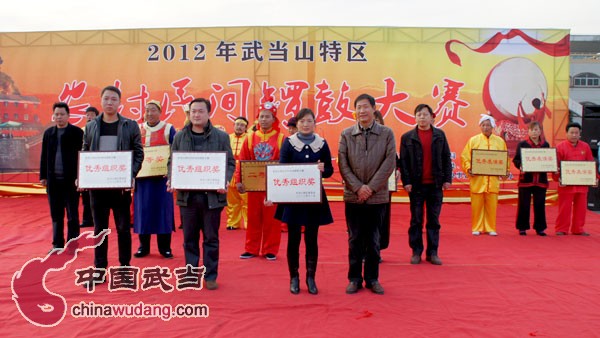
{"left": 11, "top": 230, "right": 110, "bottom": 327}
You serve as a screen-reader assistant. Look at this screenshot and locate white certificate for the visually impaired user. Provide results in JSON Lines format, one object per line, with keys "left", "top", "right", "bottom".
{"left": 521, "top": 148, "right": 558, "bottom": 173}
{"left": 388, "top": 170, "right": 398, "bottom": 192}
{"left": 266, "top": 163, "right": 322, "bottom": 203}
{"left": 170, "top": 151, "right": 227, "bottom": 190}
{"left": 78, "top": 151, "right": 133, "bottom": 189}
{"left": 560, "top": 161, "right": 597, "bottom": 186}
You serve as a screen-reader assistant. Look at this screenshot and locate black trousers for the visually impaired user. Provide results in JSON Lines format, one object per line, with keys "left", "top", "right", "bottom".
{"left": 47, "top": 178, "right": 80, "bottom": 248}
{"left": 380, "top": 199, "right": 392, "bottom": 250}
{"left": 516, "top": 186, "right": 547, "bottom": 232}
{"left": 408, "top": 184, "right": 443, "bottom": 257}
{"left": 287, "top": 224, "right": 319, "bottom": 278}
{"left": 137, "top": 234, "right": 172, "bottom": 254}
{"left": 91, "top": 189, "right": 132, "bottom": 268}
{"left": 346, "top": 202, "right": 385, "bottom": 284}
{"left": 80, "top": 190, "right": 94, "bottom": 226}
{"left": 180, "top": 193, "right": 223, "bottom": 282}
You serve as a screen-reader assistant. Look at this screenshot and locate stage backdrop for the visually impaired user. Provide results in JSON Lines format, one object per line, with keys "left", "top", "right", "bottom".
{"left": 0, "top": 26, "right": 570, "bottom": 192}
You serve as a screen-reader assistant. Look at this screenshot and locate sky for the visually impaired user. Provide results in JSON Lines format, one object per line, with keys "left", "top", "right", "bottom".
{"left": 1, "top": 0, "right": 599, "bottom": 35}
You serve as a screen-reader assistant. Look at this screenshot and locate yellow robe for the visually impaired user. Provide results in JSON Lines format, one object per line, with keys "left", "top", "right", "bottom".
{"left": 226, "top": 132, "right": 248, "bottom": 229}
{"left": 461, "top": 133, "right": 509, "bottom": 233}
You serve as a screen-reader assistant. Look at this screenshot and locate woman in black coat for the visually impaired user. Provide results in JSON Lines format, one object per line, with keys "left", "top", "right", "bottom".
{"left": 274, "top": 108, "right": 333, "bottom": 295}
{"left": 512, "top": 121, "right": 550, "bottom": 236}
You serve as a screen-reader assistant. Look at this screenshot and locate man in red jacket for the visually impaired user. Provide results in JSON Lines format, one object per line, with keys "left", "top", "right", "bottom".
{"left": 554, "top": 122, "right": 595, "bottom": 236}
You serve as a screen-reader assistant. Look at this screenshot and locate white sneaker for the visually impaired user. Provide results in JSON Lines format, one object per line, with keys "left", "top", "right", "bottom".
{"left": 472, "top": 231, "right": 481, "bottom": 236}
{"left": 489, "top": 231, "right": 498, "bottom": 236}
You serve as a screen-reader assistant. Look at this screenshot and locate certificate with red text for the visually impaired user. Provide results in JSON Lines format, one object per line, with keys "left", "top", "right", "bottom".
{"left": 137, "top": 145, "right": 170, "bottom": 178}
{"left": 471, "top": 149, "right": 508, "bottom": 176}
{"left": 266, "top": 163, "right": 322, "bottom": 203}
{"left": 170, "top": 152, "right": 227, "bottom": 190}
{"left": 78, "top": 151, "right": 133, "bottom": 189}
{"left": 521, "top": 148, "right": 557, "bottom": 172}
{"left": 560, "top": 161, "right": 597, "bottom": 186}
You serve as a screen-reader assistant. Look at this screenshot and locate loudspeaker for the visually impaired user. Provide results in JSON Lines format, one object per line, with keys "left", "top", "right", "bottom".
{"left": 587, "top": 186, "right": 600, "bottom": 211}
{"left": 582, "top": 105, "right": 600, "bottom": 150}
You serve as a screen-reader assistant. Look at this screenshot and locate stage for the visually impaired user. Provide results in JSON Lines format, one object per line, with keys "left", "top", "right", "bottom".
{"left": 1, "top": 195, "right": 599, "bottom": 337}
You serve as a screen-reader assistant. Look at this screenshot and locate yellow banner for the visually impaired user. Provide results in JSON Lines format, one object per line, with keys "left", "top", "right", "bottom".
{"left": 0, "top": 27, "right": 570, "bottom": 188}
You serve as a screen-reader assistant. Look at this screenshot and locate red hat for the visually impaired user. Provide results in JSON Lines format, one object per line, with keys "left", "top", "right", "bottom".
{"left": 256, "top": 98, "right": 280, "bottom": 132}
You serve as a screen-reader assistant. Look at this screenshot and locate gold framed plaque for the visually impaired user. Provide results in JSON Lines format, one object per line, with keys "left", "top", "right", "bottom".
{"left": 560, "top": 161, "right": 597, "bottom": 186}
{"left": 240, "top": 160, "right": 279, "bottom": 192}
{"left": 520, "top": 148, "right": 558, "bottom": 173}
{"left": 137, "top": 145, "right": 170, "bottom": 178}
{"left": 471, "top": 149, "right": 508, "bottom": 176}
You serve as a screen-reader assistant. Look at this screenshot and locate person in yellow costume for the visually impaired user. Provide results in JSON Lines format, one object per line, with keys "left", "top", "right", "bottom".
{"left": 461, "top": 114, "right": 509, "bottom": 236}
{"left": 226, "top": 116, "right": 249, "bottom": 230}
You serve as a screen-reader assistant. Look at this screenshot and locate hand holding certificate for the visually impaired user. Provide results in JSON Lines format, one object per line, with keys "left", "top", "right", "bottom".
{"left": 560, "top": 161, "right": 597, "bottom": 186}
{"left": 520, "top": 148, "right": 558, "bottom": 172}
{"left": 470, "top": 149, "right": 508, "bottom": 176}
{"left": 266, "top": 163, "right": 322, "bottom": 203}
{"left": 78, "top": 151, "right": 133, "bottom": 189}
{"left": 170, "top": 151, "right": 227, "bottom": 190}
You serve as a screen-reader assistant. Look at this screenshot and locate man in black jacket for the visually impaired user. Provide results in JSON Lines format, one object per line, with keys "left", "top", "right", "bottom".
{"left": 40, "top": 102, "right": 83, "bottom": 251}
{"left": 167, "top": 98, "right": 235, "bottom": 290}
{"left": 82, "top": 85, "right": 144, "bottom": 270}
{"left": 399, "top": 104, "right": 452, "bottom": 265}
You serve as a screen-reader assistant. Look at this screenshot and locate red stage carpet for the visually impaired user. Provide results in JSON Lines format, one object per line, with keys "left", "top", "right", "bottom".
{"left": 1, "top": 195, "right": 600, "bottom": 337}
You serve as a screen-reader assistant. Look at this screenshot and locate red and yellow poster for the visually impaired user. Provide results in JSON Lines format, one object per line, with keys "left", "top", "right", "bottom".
{"left": 0, "top": 26, "right": 570, "bottom": 195}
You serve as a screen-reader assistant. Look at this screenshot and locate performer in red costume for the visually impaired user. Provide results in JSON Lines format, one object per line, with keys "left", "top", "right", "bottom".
{"left": 554, "top": 122, "right": 595, "bottom": 236}
{"left": 236, "top": 101, "right": 285, "bottom": 260}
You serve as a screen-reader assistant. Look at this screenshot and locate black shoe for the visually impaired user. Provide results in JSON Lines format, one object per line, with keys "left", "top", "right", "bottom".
{"left": 410, "top": 255, "right": 421, "bottom": 264}
{"left": 265, "top": 253, "right": 277, "bottom": 261}
{"left": 226, "top": 226, "right": 238, "bottom": 230}
{"left": 426, "top": 255, "right": 443, "bottom": 265}
{"left": 536, "top": 231, "right": 547, "bottom": 237}
{"left": 205, "top": 280, "right": 218, "bottom": 290}
{"left": 519, "top": 231, "right": 527, "bottom": 236}
{"left": 240, "top": 252, "right": 255, "bottom": 259}
{"left": 306, "top": 277, "right": 318, "bottom": 295}
{"left": 133, "top": 249, "right": 149, "bottom": 258}
{"left": 160, "top": 251, "right": 174, "bottom": 259}
{"left": 366, "top": 281, "right": 384, "bottom": 295}
{"left": 345, "top": 281, "right": 362, "bottom": 294}
{"left": 290, "top": 277, "right": 300, "bottom": 294}
{"left": 48, "top": 247, "right": 62, "bottom": 254}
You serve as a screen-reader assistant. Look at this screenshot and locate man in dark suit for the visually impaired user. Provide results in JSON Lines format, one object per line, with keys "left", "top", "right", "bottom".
{"left": 40, "top": 102, "right": 84, "bottom": 251}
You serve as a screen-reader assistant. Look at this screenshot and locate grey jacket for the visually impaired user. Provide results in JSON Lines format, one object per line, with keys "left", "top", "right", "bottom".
{"left": 168, "top": 121, "right": 235, "bottom": 209}
{"left": 338, "top": 122, "right": 396, "bottom": 204}
{"left": 83, "top": 113, "right": 144, "bottom": 178}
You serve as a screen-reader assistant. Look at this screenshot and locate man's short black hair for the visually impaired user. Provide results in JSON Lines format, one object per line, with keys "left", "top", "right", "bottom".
{"left": 188, "top": 98, "right": 212, "bottom": 113}
{"left": 101, "top": 85, "right": 122, "bottom": 99}
{"left": 414, "top": 104, "right": 434, "bottom": 116}
{"left": 566, "top": 122, "right": 582, "bottom": 132}
{"left": 85, "top": 106, "right": 99, "bottom": 116}
{"left": 353, "top": 93, "right": 376, "bottom": 109}
{"left": 52, "top": 102, "right": 70, "bottom": 115}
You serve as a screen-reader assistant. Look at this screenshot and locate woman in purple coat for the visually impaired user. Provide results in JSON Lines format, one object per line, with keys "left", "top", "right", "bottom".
{"left": 275, "top": 108, "right": 334, "bottom": 295}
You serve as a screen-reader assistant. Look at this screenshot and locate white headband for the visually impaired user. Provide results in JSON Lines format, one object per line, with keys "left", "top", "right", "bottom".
{"left": 479, "top": 114, "right": 496, "bottom": 128}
